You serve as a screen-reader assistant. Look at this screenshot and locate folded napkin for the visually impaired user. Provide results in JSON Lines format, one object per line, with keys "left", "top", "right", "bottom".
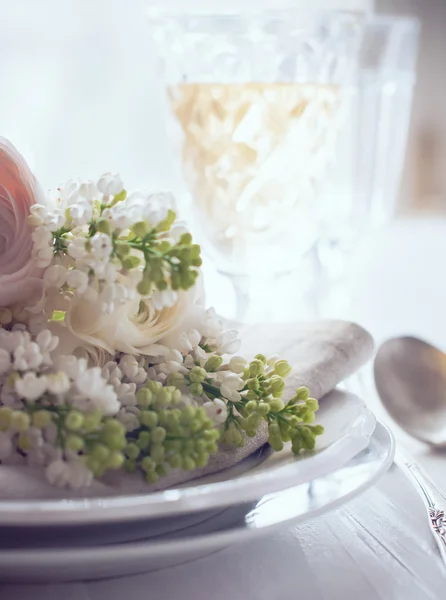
{"left": 0, "top": 320, "right": 374, "bottom": 499}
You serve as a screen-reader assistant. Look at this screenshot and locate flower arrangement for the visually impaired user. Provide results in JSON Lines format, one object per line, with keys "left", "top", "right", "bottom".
{"left": 0, "top": 138, "right": 323, "bottom": 489}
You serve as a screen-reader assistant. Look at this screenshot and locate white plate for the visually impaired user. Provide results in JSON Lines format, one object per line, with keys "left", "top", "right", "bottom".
{"left": 0, "top": 422, "right": 394, "bottom": 582}
{"left": 0, "top": 390, "right": 375, "bottom": 526}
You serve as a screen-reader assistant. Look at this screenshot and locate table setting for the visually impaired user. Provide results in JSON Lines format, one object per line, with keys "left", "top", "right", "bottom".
{"left": 1, "top": 1, "right": 446, "bottom": 599}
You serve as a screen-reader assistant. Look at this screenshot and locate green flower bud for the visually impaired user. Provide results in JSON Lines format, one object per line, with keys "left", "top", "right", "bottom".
{"left": 146, "top": 380, "right": 161, "bottom": 393}
{"left": 150, "top": 444, "right": 165, "bottom": 463}
{"left": 254, "top": 354, "right": 267, "bottom": 364}
{"left": 249, "top": 359, "right": 264, "bottom": 377}
{"left": 132, "top": 221, "right": 149, "bottom": 238}
{"left": 311, "top": 424, "right": 324, "bottom": 435}
{"left": 182, "top": 456, "right": 196, "bottom": 471}
{"left": 306, "top": 398, "right": 319, "bottom": 411}
{"left": 137, "top": 431, "right": 151, "bottom": 449}
{"left": 139, "top": 410, "right": 158, "bottom": 428}
{"left": 106, "top": 451, "right": 125, "bottom": 470}
{"left": 96, "top": 219, "right": 111, "bottom": 234}
{"left": 172, "top": 389, "right": 182, "bottom": 403}
{"left": 171, "top": 271, "right": 181, "bottom": 291}
{"left": 269, "top": 376, "right": 285, "bottom": 397}
{"left": 18, "top": 432, "right": 32, "bottom": 452}
{"left": 83, "top": 409, "right": 102, "bottom": 433}
{"left": 66, "top": 434, "right": 84, "bottom": 453}
{"left": 179, "top": 233, "right": 193, "bottom": 245}
{"left": 245, "top": 390, "right": 258, "bottom": 400}
{"left": 11, "top": 411, "right": 30, "bottom": 432}
{"left": 0, "top": 407, "right": 13, "bottom": 431}
{"left": 157, "top": 241, "right": 171, "bottom": 253}
{"left": 247, "top": 378, "right": 260, "bottom": 392}
{"left": 137, "top": 279, "right": 152, "bottom": 296}
{"left": 204, "top": 355, "right": 223, "bottom": 372}
{"left": 269, "top": 436, "right": 284, "bottom": 452}
{"left": 168, "top": 453, "right": 182, "bottom": 469}
{"left": 141, "top": 456, "right": 156, "bottom": 473}
{"left": 151, "top": 427, "right": 167, "bottom": 444}
{"left": 157, "top": 209, "right": 176, "bottom": 232}
{"left": 189, "top": 366, "right": 207, "bottom": 383}
{"left": 303, "top": 411, "right": 315, "bottom": 424}
{"left": 245, "top": 400, "right": 258, "bottom": 414}
{"left": 268, "top": 398, "right": 285, "bottom": 412}
{"left": 156, "top": 387, "right": 172, "bottom": 406}
{"left": 190, "top": 244, "right": 201, "bottom": 259}
{"left": 295, "top": 386, "right": 310, "bottom": 401}
{"left": 65, "top": 410, "right": 84, "bottom": 431}
{"left": 145, "top": 470, "right": 159, "bottom": 484}
{"left": 31, "top": 409, "right": 52, "bottom": 429}
{"left": 122, "top": 255, "right": 141, "bottom": 270}
{"left": 257, "top": 402, "right": 270, "bottom": 416}
{"left": 167, "top": 372, "right": 185, "bottom": 388}
{"left": 125, "top": 443, "right": 140, "bottom": 460}
{"left": 136, "top": 387, "right": 153, "bottom": 408}
{"left": 91, "top": 443, "right": 110, "bottom": 463}
{"left": 189, "top": 382, "right": 203, "bottom": 396}
{"left": 274, "top": 360, "right": 292, "bottom": 378}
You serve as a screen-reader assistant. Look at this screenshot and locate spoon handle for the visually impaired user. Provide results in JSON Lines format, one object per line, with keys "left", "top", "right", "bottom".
{"left": 397, "top": 455, "right": 446, "bottom": 566}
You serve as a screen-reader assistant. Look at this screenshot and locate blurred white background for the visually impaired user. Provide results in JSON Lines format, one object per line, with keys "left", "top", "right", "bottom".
{"left": 0, "top": 0, "right": 445, "bottom": 339}
{"left": 0, "top": 0, "right": 444, "bottom": 213}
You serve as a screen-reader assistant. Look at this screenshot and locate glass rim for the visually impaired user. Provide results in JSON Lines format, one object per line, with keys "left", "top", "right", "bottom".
{"left": 146, "top": 6, "right": 419, "bottom": 31}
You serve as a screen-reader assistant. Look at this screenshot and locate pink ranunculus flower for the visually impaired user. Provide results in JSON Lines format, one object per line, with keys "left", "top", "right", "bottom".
{"left": 0, "top": 138, "right": 46, "bottom": 308}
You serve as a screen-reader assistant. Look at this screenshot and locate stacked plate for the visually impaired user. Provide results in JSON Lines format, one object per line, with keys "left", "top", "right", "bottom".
{"left": 0, "top": 390, "right": 394, "bottom": 582}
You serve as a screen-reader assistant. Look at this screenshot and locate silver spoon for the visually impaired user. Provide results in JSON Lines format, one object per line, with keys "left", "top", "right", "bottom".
{"left": 374, "top": 336, "right": 446, "bottom": 447}
{"left": 374, "top": 336, "right": 446, "bottom": 566}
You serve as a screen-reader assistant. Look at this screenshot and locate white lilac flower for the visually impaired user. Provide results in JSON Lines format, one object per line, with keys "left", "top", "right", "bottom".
{"left": 102, "top": 361, "right": 123, "bottom": 388}
{"left": 151, "top": 290, "right": 178, "bottom": 311}
{"left": 0, "top": 348, "right": 11, "bottom": 375}
{"left": 46, "top": 460, "right": 71, "bottom": 487}
{"left": 67, "top": 237, "right": 89, "bottom": 262}
{"left": 216, "top": 330, "right": 241, "bottom": 355}
{"left": 75, "top": 367, "right": 119, "bottom": 415}
{"left": 45, "top": 208, "right": 65, "bottom": 232}
{"left": 91, "top": 233, "right": 113, "bottom": 261}
{"left": 229, "top": 356, "right": 246, "bottom": 374}
{"left": 15, "top": 372, "right": 48, "bottom": 402}
{"left": 97, "top": 172, "right": 124, "bottom": 196}
{"left": 31, "top": 225, "right": 52, "bottom": 248}
{"left": 13, "top": 341, "right": 43, "bottom": 371}
{"left": 43, "top": 264, "right": 68, "bottom": 288}
{"left": 28, "top": 204, "right": 49, "bottom": 227}
{"left": 53, "top": 355, "right": 87, "bottom": 381}
{"left": 36, "top": 330, "right": 59, "bottom": 365}
{"left": 66, "top": 269, "right": 89, "bottom": 294}
{"left": 203, "top": 399, "right": 228, "bottom": 425}
{"left": 67, "top": 461, "right": 94, "bottom": 489}
{"left": 68, "top": 200, "right": 93, "bottom": 226}
{"left": 46, "top": 371, "right": 71, "bottom": 395}
{"left": 117, "top": 409, "right": 140, "bottom": 432}
{"left": 115, "top": 382, "right": 137, "bottom": 406}
{"left": 34, "top": 245, "right": 54, "bottom": 268}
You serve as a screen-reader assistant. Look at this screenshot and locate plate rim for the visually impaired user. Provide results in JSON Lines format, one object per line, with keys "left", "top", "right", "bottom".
{"left": 0, "top": 422, "right": 395, "bottom": 569}
{"left": 0, "top": 391, "right": 376, "bottom": 525}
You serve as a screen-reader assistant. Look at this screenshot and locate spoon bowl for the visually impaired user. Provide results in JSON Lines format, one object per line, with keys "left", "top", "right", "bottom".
{"left": 374, "top": 336, "right": 446, "bottom": 447}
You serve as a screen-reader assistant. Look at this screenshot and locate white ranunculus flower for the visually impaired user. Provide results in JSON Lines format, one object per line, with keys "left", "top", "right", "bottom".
{"left": 51, "top": 283, "right": 202, "bottom": 358}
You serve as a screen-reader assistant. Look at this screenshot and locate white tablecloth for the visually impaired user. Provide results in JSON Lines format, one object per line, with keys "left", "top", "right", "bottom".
{"left": 3, "top": 219, "right": 446, "bottom": 598}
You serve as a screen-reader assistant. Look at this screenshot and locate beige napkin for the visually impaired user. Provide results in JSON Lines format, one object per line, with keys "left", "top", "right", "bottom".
{"left": 0, "top": 320, "right": 374, "bottom": 499}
